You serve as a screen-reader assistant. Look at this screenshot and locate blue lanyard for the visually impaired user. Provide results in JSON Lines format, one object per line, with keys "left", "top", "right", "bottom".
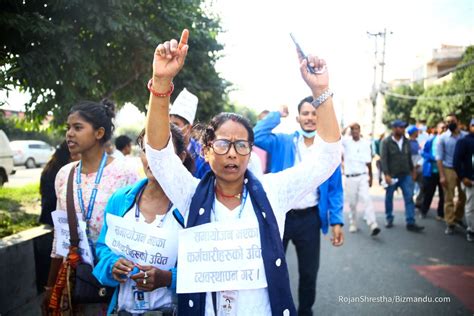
{"left": 134, "top": 185, "right": 172, "bottom": 226}
{"left": 212, "top": 185, "right": 249, "bottom": 221}
{"left": 76, "top": 152, "right": 108, "bottom": 221}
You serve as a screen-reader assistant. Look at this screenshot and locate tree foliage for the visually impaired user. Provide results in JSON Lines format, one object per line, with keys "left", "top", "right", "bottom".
{"left": 411, "top": 45, "right": 474, "bottom": 126}
{"left": 410, "top": 81, "right": 459, "bottom": 127}
{"left": 382, "top": 84, "right": 424, "bottom": 127}
{"left": 0, "top": 113, "right": 64, "bottom": 145}
{"left": 0, "top": 0, "right": 229, "bottom": 125}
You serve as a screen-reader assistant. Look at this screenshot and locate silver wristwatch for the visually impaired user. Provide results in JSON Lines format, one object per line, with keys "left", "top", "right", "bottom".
{"left": 311, "top": 90, "right": 333, "bottom": 109}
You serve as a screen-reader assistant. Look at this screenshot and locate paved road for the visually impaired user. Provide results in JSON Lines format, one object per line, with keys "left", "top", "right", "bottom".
{"left": 4, "top": 164, "right": 473, "bottom": 315}
{"left": 4, "top": 166, "right": 43, "bottom": 188}
{"left": 286, "top": 188, "right": 474, "bottom": 316}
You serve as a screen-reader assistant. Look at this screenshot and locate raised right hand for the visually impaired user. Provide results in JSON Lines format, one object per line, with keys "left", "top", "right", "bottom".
{"left": 279, "top": 105, "right": 289, "bottom": 118}
{"left": 152, "top": 29, "right": 189, "bottom": 83}
{"left": 112, "top": 258, "right": 135, "bottom": 283}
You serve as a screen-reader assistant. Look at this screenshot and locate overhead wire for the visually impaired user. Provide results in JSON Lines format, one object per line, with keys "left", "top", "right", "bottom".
{"left": 381, "top": 90, "right": 474, "bottom": 100}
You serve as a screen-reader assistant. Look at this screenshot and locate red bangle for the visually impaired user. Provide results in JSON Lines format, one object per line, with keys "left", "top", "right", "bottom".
{"left": 147, "top": 79, "right": 174, "bottom": 97}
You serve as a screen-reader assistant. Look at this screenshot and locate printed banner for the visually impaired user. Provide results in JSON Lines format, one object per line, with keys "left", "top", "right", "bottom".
{"left": 105, "top": 214, "right": 178, "bottom": 270}
{"left": 51, "top": 210, "right": 94, "bottom": 266}
{"left": 177, "top": 220, "right": 267, "bottom": 293}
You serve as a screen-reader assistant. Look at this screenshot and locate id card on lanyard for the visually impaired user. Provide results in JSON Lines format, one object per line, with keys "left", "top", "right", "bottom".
{"left": 132, "top": 285, "right": 150, "bottom": 310}
{"left": 217, "top": 290, "right": 238, "bottom": 316}
{"left": 76, "top": 152, "right": 108, "bottom": 255}
{"left": 211, "top": 186, "right": 248, "bottom": 315}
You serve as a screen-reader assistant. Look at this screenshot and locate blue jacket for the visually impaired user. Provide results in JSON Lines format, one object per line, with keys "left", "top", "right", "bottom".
{"left": 422, "top": 136, "right": 438, "bottom": 177}
{"left": 93, "top": 178, "right": 184, "bottom": 315}
{"left": 253, "top": 111, "right": 344, "bottom": 234}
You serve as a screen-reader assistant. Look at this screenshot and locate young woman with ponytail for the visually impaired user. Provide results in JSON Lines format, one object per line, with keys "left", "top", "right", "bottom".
{"left": 43, "top": 99, "right": 139, "bottom": 315}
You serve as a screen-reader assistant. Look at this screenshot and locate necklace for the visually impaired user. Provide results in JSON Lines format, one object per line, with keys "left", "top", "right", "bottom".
{"left": 215, "top": 186, "right": 242, "bottom": 200}
{"left": 212, "top": 186, "right": 249, "bottom": 221}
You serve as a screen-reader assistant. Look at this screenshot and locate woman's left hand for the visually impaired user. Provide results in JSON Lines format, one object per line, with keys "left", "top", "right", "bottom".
{"left": 130, "top": 264, "right": 172, "bottom": 292}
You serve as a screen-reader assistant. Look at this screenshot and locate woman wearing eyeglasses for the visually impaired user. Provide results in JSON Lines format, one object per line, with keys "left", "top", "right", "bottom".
{"left": 145, "top": 30, "right": 341, "bottom": 316}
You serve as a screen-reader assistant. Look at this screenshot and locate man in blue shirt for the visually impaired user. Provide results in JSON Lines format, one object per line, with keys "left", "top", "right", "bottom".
{"left": 254, "top": 98, "right": 344, "bottom": 316}
{"left": 420, "top": 122, "right": 446, "bottom": 220}
{"left": 436, "top": 113, "right": 467, "bottom": 235}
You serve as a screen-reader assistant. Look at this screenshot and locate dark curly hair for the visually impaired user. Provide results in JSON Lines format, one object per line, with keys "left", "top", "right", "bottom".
{"left": 136, "top": 124, "right": 195, "bottom": 173}
{"left": 68, "top": 98, "right": 116, "bottom": 144}
{"left": 200, "top": 112, "right": 254, "bottom": 147}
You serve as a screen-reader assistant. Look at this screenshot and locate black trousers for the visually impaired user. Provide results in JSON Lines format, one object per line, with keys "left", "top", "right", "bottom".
{"left": 283, "top": 206, "right": 321, "bottom": 316}
{"left": 420, "top": 173, "right": 444, "bottom": 217}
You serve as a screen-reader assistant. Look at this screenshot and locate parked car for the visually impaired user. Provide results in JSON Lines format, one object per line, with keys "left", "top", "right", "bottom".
{"left": 10, "top": 140, "right": 54, "bottom": 168}
{"left": 0, "top": 130, "right": 15, "bottom": 186}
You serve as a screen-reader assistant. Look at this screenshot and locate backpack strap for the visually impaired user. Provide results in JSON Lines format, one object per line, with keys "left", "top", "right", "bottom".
{"left": 66, "top": 165, "right": 80, "bottom": 247}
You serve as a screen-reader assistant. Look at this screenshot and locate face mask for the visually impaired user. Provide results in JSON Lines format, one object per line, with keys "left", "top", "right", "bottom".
{"left": 300, "top": 129, "right": 316, "bottom": 138}
{"left": 447, "top": 122, "right": 457, "bottom": 132}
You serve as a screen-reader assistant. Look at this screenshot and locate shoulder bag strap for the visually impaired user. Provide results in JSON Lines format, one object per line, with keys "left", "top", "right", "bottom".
{"left": 66, "top": 165, "right": 80, "bottom": 247}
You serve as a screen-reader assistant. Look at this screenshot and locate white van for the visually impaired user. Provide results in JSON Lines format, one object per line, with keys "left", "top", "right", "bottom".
{"left": 10, "top": 140, "right": 54, "bottom": 168}
{"left": 0, "top": 130, "right": 15, "bottom": 186}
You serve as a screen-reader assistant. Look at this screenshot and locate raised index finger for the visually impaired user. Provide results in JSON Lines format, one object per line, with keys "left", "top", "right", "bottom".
{"left": 178, "top": 29, "right": 189, "bottom": 49}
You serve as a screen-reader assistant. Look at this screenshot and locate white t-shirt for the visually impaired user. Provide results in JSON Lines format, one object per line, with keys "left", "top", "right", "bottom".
{"left": 145, "top": 133, "right": 341, "bottom": 315}
{"left": 291, "top": 135, "right": 318, "bottom": 209}
{"left": 117, "top": 204, "right": 181, "bottom": 313}
{"left": 342, "top": 137, "right": 372, "bottom": 175}
{"left": 111, "top": 150, "right": 125, "bottom": 159}
{"left": 391, "top": 136, "right": 404, "bottom": 151}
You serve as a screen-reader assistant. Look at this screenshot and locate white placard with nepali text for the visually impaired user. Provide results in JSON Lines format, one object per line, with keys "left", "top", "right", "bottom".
{"left": 105, "top": 214, "right": 178, "bottom": 270}
{"left": 51, "top": 210, "right": 94, "bottom": 266}
{"left": 177, "top": 220, "right": 267, "bottom": 293}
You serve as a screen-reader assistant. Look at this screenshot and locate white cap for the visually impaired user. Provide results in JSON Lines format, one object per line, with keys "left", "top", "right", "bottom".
{"left": 169, "top": 88, "right": 198, "bottom": 125}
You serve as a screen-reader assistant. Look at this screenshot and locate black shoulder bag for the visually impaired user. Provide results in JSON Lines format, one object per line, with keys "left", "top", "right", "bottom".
{"left": 66, "top": 166, "right": 114, "bottom": 304}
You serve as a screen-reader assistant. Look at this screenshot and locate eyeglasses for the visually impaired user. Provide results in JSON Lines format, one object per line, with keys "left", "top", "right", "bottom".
{"left": 210, "top": 139, "right": 252, "bottom": 156}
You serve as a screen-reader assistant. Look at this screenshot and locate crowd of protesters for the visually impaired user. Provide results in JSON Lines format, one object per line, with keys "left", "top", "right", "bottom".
{"left": 36, "top": 27, "right": 473, "bottom": 316}
{"left": 38, "top": 28, "right": 342, "bottom": 316}
{"left": 374, "top": 114, "right": 473, "bottom": 241}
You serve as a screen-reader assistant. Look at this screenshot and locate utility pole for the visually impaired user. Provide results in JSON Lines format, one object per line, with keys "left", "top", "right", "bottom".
{"left": 380, "top": 28, "right": 392, "bottom": 84}
{"left": 367, "top": 29, "right": 391, "bottom": 140}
